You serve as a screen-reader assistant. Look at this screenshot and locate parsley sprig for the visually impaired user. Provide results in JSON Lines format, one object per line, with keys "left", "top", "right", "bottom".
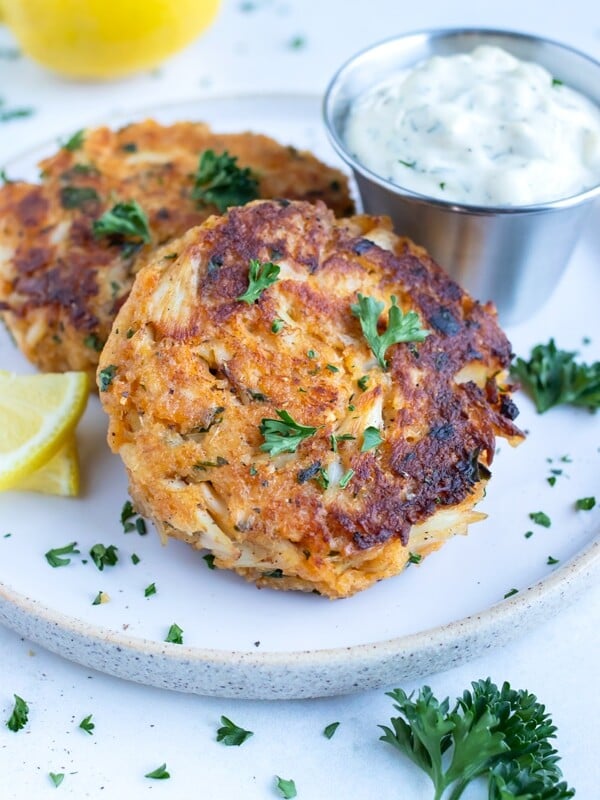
{"left": 93, "top": 201, "right": 151, "bottom": 244}
{"left": 351, "top": 294, "right": 430, "bottom": 370}
{"left": 511, "top": 339, "right": 600, "bottom": 413}
{"left": 192, "top": 149, "right": 259, "bottom": 212}
{"left": 237, "top": 259, "right": 280, "bottom": 304}
{"left": 45, "top": 541, "right": 79, "bottom": 568}
{"left": 380, "top": 678, "right": 574, "bottom": 800}
{"left": 259, "top": 410, "right": 317, "bottom": 456}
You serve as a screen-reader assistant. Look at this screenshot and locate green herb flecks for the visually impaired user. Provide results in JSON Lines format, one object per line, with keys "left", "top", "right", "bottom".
{"left": 339, "top": 468, "right": 355, "bottom": 489}
{"left": 0, "top": 103, "right": 34, "bottom": 123}
{"left": 6, "top": 695, "right": 29, "bottom": 732}
{"left": 357, "top": 375, "right": 369, "bottom": 391}
{"left": 79, "top": 714, "right": 95, "bottom": 735}
{"left": 237, "top": 259, "right": 280, "bottom": 304}
{"left": 91, "top": 591, "right": 109, "bottom": 605}
{"left": 145, "top": 763, "right": 170, "bottom": 780}
{"left": 552, "top": 77, "right": 563, "bottom": 87}
{"left": 84, "top": 333, "right": 104, "bottom": 352}
{"left": 194, "top": 456, "right": 229, "bottom": 471}
{"left": 45, "top": 541, "right": 79, "bottom": 568}
{"left": 62, "top": 129, "right": 85, "bottom": 151}
{"left": 49, "top": 773, "right": 64, "bottom": 788}
{"left": 529, "top": 511, "right": 551, "bottom": 528}
{"left": 192, "top": 149, "right": 259, "bottom": 212}
{"left": 131, "top": 553, "right": 140, "bottom": 565}
{"left": 216, "top": 715, "right": 254, "bottom": 746}
{"left": 504, "top": 588, "right": 519, "bottom": 598}
{"left": 575, "top": 496, "right": 596, "bottom": 511}
{"left": 547, "top": 556, "right": 560, "bottom": 565}
{"left": 93, "top": 201, "right": 150, "bottom": 244}
{"left": 203, "top": 554, "right": 216, "bottom": 570}
{"left": 59, "top": 186, "right": 99, "bottom": 210}
{"left": 98, "top": 364, "right": 117, "bottom": 391}
{"left": 408, "top": 552, "right": 422, "bottom": 565}
{"left": 361, "top": 426, "right": 382, "bottom": 452}
{"left": 379, "top": 678, "right": 574, "bottom": 800}
{"left": 271, "top": 318, "right": 284, "bottom": 333}
{"left": 398, "top": 159, "right": 416, "bottom": 168}
{"left": 259, "top": 410, "right": 317, "bottom": 456}
{"left": 323, "top": 721, "right": 340, "bottom": 739}
{"left": 511, "top": 339, "right": 600, "bottom": 413}
{"left": 89, "top": 544, "right": 118, "bottom": 571}
{"left": 351, "top": 294, "right": 430, "bottom": 370}
{"left": 144, "top": 582, "right": 157, "bottom": 598}
{"left": 276, "top": 776, "right": 297, "bottom": 798}
{"left": 330, "top": 433, "right": 355, "bottom": 452}
{"left": 165, "top": 623, "right": 184, "bottom": 644}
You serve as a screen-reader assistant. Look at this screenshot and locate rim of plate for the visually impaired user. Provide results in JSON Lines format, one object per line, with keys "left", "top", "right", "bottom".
{"left": 0, "top": 94, "right": 598, "bottom": 699}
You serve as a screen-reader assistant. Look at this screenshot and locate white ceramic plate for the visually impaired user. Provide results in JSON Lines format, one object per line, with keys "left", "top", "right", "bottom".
{"left": 0, "top": 95, "right": 598, "bottom": 699}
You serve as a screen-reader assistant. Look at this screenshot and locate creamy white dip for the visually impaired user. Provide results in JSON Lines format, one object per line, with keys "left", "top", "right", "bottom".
{"left": 344, "top": 45, "right": 600, "bottom": 206}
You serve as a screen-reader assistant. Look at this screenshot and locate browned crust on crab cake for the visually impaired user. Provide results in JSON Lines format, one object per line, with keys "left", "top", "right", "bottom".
{"left": 98, "top": 199, "right": 523, "bottom": 599}
{"left": 0, "top": 120, "right": 353, "bottom": 382}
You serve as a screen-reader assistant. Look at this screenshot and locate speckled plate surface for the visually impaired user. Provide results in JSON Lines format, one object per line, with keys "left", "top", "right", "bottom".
{"left": 0, "top": 95, "right": 598, "bottom": 699}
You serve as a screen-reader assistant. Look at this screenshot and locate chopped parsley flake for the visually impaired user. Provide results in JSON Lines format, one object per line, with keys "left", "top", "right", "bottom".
{"left": 203, "top": 554, "right": 216, "bottom": 570}
{"left": 351, "top": 294, "right": 430, "bottom": 370}
{"left": 330, "top": 433, "right": 355, "bottom": 452}
{"left": 547, "top": 556, "right": 559, "bottom": 565}
{"left": 131, "top": 553, "right": 140, "bottom": 565}
{"left": 271, "top": 318, "right": 284, "bottom": 333}
{"left": 547, "top": 476, "right": 557, "bottom": 487}
{"left": 145, "top": 763, "right": 170, "bottom": 780}
{"left": 575, "top": 496, "right": 596, "bottom": 511}
{"left": 216, "top": 715, "right": 254, "bottom": 746}
{"left": 326, "top": 364, "right": 339, "bottom": 372}
{"left": 237, "top": 259, "right": 280, "bottom": 304}
{"left": 552, "top": 77, "right": 563, "bottom": 86}
{"left": 276, "top": 776, "right": 297, "bottom": 798}
{"left": 6, "top": 695, "right": 29, "bottom": 732}
{"left": 398, "top": 159, "right": 416, "bottom": 168}
{"left": 62, "top": 129, "right": 85, "bottom": 151}
{"left": 408, "top": 552, "right": 422, "bottom": 564}
{"left": 504, "top": 588, "right": 519, "bottom": 598}
{"left": 249, "top": 465, "right": 258, "bottom": 476}
{"left": 49, "top": 773, "right": 64, "bottom": 788}
{"left": 144, "top": 582, "right": 157, "bottom": 598}
{"left": 121, "top": 499, "right": 134, "bottom": 527}
{"left": 165, "top": 623, "right": 184, "bottom": 644}
{"left": 59, "top": 185, "right": 99, "bottom": 209}
{"left": 79, "top": 714, "right": 95, "bottom": 735}
{"left": 98, "top": 365, "right": 117, "bottom": 391}
{"left": 323, "top": 721, "right": 340, "bottom": 739}
{"left": 89, "top": 543, "right": 119, "bottom": 571}
{"left": 361, "top": 426, "right": 382, "bottom": 452}
{"left": 192, "top": 149, "right": 259, "bottom": 212}
{"left": 529, "top": 511, "right": 551, "bottom": 528}
{"left": 288, "top": 35, "right": 306, "bottom": 50}
{"left": 524, "top": 531, "right": 534, "bottom": 539}
{"left": 91, "top": 591, "right": 109, "bottom": 605}
{"left": 357, "top": 375, "right": 369, "bottom": 391}
{"left": 339, "top": 468, "right": 355, "bottom": 489}
{"left": 45, "top": 541, "right": 79, "bottom": 568}
{"left": 84, "top": 333, "right": 104, "bottom": 352}
{"left": 307, "top": 349, "right": 317, "bottom": 359}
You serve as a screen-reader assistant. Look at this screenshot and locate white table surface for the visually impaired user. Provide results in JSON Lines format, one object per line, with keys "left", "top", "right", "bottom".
{"left": 0, "top": 1, "right": 598, "bottom": 798}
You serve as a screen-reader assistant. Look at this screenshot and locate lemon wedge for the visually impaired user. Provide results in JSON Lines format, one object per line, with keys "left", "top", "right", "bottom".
{"left": 12, "top": 434, "right": 81, "bottom": 496}
{"left": 0, "top": 371, "right": 89, "bottom": 491}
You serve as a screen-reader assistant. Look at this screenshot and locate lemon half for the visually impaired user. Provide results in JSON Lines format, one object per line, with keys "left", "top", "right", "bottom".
{"left": 0, "top": 370, "right": 88, "bottom": 491}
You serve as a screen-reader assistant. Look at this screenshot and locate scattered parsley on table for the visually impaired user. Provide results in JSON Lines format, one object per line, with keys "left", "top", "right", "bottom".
{"left": 6, "top": 694, "right": 29, "bottom": 732}
{"left": 165, "top": 623, "right": 184, "bottom": 644}
{"left": 276, "top": 776, "right": 297, "bottom": 798}
{"left": 145, "top": 763, "right": 170, "bottom": 780}
{"left": 216, "top": 716, "right": 253, "bottom": 746}
{"left": 79, "top": 714, "right": 95, "bottom": 735}
{"left": 45, "top": 542, "right": 79, "bottom": 568}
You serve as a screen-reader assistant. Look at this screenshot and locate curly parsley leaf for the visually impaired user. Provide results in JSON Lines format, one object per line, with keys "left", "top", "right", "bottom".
{"left": 192, "top": 149, "right": 259, "bottom": 212}
{"left": 511, "top": 339, "right": 600, "bottom": 413}
{"left": 145, "top": 763, "right": 170, "bottom": 780}
{"left": 45, "top": 541, "right": 79, "bottom": 568}
{"left": 6, "top": 695, "right": 29, "bottom": 732}
{"left": 93, "top": 201, "right": 150, "bottom": 244}
{"left": 237, "top": 259, "right": 280, "bottom": 304}
{"left": 216, "top": 715, "right": 254, "bottom": 746}
{"left": 276, "top": 776, "right": 297, "bottom": 798}
{"left": 379, "top": 678, "right": 575, "bottom": 800}
{"left": 260, "top": 410, "right": 317, "bottom": 456}
{"left": 165, "top": 623, "right": 184, "bottom": 644}
{"left": 351, "top": 294, "right": 430, "bottom": 370}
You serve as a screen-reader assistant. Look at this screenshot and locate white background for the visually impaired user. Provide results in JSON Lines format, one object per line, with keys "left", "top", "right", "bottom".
{"left": 0, "top": 1, "right": 599, "bottom": 798}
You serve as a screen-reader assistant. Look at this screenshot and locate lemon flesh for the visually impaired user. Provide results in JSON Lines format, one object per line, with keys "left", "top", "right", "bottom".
{"left": 13, "top": 433, "right": 80, "bottom": 496}
{"left": 2, "top": 0, "right": 221, "bottom": 79}
{"left": 0, "top": 370, "right": 88, "bottom": 490}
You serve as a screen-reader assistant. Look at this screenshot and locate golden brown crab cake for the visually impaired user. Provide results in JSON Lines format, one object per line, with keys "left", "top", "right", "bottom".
{"left": 0, "top": 120, "right": 353, "bottom": 382}
{"left": 98, "top": 199, "right": 523, "bottom": 599}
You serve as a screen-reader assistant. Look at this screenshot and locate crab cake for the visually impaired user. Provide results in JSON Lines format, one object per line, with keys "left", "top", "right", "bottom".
{"left": 98, "top": 199, "right": 523, "bottom": 599}
{"left": 0, "top": 120, "right": 353, "bottom": 382}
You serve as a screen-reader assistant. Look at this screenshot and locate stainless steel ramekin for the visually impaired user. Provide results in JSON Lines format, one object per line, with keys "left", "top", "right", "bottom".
{"left": 323, "top": 29, "right": 600, "bottom": 324}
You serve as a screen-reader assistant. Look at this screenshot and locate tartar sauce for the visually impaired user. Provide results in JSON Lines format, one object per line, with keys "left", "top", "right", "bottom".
{"left": 344, "top": 45, "right": 600, "bottom": 206}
